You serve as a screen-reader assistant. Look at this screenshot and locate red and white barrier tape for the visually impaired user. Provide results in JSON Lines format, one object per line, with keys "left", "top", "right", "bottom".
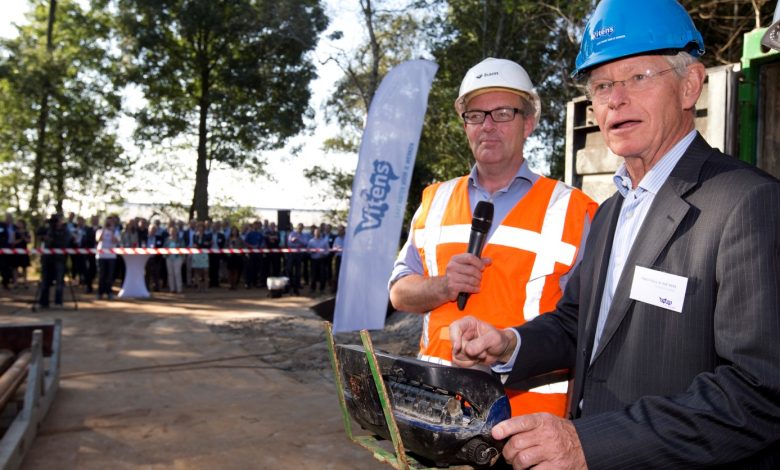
{"left": 0, "top": 247, "right": 342, "bottom": 255}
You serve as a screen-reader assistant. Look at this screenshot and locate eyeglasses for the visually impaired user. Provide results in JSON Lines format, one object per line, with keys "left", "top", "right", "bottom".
{"left": 585, "top": 67, "right": 681, "bottom": 103}
{"left": 461, "top": 107, "right": 523, "bottom": 125}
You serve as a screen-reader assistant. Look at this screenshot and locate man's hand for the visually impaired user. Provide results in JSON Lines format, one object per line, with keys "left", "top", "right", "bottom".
{"left": 450, "top": 316, "right": 516, "bottom": 367}
{"left": 440, "top": 253, "right": 490, "bottom": 301}
{"left": 493, "top": 413, "right": 586, "bottom": 470}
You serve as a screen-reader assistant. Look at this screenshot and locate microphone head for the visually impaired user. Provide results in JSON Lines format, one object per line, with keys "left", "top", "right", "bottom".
{"left": 471, "top": 201, "right": 494, "bottom": 234}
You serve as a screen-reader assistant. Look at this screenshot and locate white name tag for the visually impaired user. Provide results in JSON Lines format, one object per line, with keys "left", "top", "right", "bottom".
{"left": 629, "top": 266, "right": 688, "bottom": 313}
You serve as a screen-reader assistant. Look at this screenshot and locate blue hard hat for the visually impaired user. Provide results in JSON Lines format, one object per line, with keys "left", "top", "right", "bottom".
{"left": 572, "top": 0, "right": 705, "bottom": 78}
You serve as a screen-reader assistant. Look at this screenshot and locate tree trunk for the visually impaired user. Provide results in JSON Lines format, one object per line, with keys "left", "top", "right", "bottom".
{"left": 54, "top": 130, "right": 65, "bottom": 214}
{"left": 29, "top": 0, "right": 57, "bottom": 224}
{"left": 192, "top": 51, "right": 211, "bottom": 221}
{"left": 360, "top": 0, "right": 380, "bottom": 111}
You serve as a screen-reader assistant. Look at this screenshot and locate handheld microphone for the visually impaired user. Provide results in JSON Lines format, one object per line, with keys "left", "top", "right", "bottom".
{"left": 457, "top": 200, "right": 494, "bottom": 311}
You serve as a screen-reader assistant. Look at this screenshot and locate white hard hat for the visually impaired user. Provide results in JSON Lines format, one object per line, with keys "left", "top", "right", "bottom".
{"left": 454, "top": 57, "right": 541, "bottom": 130}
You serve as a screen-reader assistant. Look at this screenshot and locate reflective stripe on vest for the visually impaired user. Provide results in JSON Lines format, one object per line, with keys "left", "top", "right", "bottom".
{"left": 411, "top": 176, "right": 594, "bottom": 402}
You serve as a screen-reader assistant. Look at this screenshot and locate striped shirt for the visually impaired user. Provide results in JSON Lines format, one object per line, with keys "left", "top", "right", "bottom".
{"left": 591, "top": 130, "right": 697, "bottom": 358}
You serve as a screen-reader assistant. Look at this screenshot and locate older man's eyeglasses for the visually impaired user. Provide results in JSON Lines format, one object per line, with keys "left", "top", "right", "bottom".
{"left": 461, "top": 107, "right": 523, "bottom": 125}
{"left": 585, "top": 67, "right": 681, "bottom": 103}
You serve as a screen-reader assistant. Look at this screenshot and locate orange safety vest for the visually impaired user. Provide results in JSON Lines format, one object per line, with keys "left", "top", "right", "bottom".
{"left": 412, "top": 175, "right": 597, "bottom": 417}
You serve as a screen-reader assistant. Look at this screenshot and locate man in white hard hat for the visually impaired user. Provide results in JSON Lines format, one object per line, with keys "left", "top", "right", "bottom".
{"left": 388, "top": 57, "right": 597, "bottom": 419}
{"left": 448, "top": 0, "right": 780, "bottom": 468}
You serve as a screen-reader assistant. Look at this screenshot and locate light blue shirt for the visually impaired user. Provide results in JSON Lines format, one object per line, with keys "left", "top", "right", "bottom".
{"left": 495, "top": 130, "right": 698, "bottom": 373}
{"left": 388, "top": 160, "right": 539, "bottom": 285}
{"left": 590, "top": 130, "right": 696, "bottom": 358}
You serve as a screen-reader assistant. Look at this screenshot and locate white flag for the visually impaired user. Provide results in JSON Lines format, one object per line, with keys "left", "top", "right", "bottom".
{"left": 333, "top": 60, "right": 438, "bottom": 332}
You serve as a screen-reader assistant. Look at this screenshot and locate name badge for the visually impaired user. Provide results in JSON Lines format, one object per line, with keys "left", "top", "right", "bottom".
{"left": 629, "top": 266, "right": 688, "bottom": 313}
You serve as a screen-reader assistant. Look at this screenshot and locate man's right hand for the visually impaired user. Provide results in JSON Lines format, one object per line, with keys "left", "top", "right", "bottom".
{"left": 450, "top": 316, "right": 516, "bottom": 368}
{"left": 441, "top": 253, "right": 490, "bottom": 301}
{"left": 389, "top": 254, "right": 490, "bottom": 313}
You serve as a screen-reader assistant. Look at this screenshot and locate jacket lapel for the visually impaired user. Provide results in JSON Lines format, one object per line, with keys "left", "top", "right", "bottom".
{"left": 581, "top": 195, "right": 622, "bottom": 356}
{"left": 590, "top": 135, "right": 710, "bottom": 363}
{"left": 570, "top": 193, "right": 623, "bottom": 417}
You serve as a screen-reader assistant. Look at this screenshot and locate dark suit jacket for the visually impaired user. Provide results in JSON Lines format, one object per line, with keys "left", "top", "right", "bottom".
{"left": 507, "top": 135, "right": 780, "bottom": 468}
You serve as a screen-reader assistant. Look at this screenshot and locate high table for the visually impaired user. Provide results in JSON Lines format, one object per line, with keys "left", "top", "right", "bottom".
{"left": 118, "top": 254, "right": 151, "bottom": 299}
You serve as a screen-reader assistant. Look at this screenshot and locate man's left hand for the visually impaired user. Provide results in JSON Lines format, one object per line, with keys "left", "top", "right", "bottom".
{"left": 492, "top": 413, "right": 586, "bottom": 470}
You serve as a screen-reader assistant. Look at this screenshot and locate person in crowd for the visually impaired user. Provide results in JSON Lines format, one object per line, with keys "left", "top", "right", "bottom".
{"left": 65, "top": 212, "right": 76, "bottom": 233}
{"left": 286, "top": 223, "right": 307, "bottom": 295}
{"left": 243, "top": 221, "right": 264, "bottom": 289}
{"left": 118, "top": 218, "right": 140, "bottom": 284}
{"left": 137, "top": 217, "right": 149, "bottom": 248}
{"left": 0, "top": 213, "right": 14, "bottom": 289}
{"left": 191, "top": 221, "right": 210, "bottom": 293}
{"left": 302, "top": 224, "right": 315, "bottom": 286}
{"left": 307, "top": 227, "right": 330, "bottom": 294}
{"left": 96, "top": 216, "right": 119, "bottom": 300}
{"left": 164, "top": 225, "right": 185, "bottom": 293}
{"left": 11, "top": 219, "right": 31, "bottom": 288}
{"left": 448, "top": 1, "right": 780, "bottom": 468}
{"left": 82, "top": 215, "right": 99, "bottom": 293}
{"left": 65, "top": 213, "right": 81, "bottom": 284}
{"left": 277, "top": 221, "right": 289, "bottom": 277}
{"left": 208, "top": 220, "right": 225, "bottom": 288}
{"left": 69, "top": 216, "right": 87, "bottom": 287}
{"left": 225, "top": 226, "right": 247, "bottom": 290}
{"left": 264, "top": 222, "right": 281, "bottom": 278}
{"left": 389, "top": 57, "right": 597, "bottom": 418}
{"left": 175, "top": 219, "right": 191, "bottom": 287}
{"left": 121, "top": 218, "right": 139, "bottom": 248}
{"left": 332, "top": 224, "right": 345, "bottom": 293}
{"left": 147, "top": 219, "right": 167, "bottom": 291}
{"left": 37, "top": 214, "right": 72, "bottom": 308}
{"left": 322, "top": 223, "right": 335, "bottom": 288}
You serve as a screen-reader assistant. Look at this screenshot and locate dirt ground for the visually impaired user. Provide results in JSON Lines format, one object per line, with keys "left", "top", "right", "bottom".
{"left": 0, "top": 283, "right": 423, "bottom": 469}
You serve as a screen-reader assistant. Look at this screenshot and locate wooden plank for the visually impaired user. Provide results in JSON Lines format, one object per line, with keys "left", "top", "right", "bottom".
{"left": 0, "top": 352, "right": 31, "bottom": 414}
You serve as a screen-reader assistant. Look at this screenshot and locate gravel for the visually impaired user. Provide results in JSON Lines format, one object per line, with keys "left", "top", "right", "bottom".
{"left": 210, "top": 309, "right": 423, "bottom": 385}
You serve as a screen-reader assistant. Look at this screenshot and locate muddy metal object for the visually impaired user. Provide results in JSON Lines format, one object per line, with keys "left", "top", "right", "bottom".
{"left": 334, "top": 342, "right": 509, "bottom": 468}
{"left": 0, "top": 321, "right": 61, "bottom": 470}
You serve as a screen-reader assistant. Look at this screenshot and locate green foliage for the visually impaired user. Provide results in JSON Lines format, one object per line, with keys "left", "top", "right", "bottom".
{"left": 0, "top": 0, "right": 128, "bottom": 220}
{"left": 377, "top": 0, "right": 774, "bottom": 226}
{"left": 420, "top": 0, "right": 591, "bottom": 180}
{"left": 321, "top": 0, "right": 429, "bottom": 154}
{"left": 117, "top": 0, "right": 328, "bottom": 220}
{"left": 684, "top": 0, "right": 776, "bottom": 66}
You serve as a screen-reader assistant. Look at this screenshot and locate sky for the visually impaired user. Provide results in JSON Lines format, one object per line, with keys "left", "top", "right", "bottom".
{"left": 1, "top": 1, "right": 361, "bottom": 214}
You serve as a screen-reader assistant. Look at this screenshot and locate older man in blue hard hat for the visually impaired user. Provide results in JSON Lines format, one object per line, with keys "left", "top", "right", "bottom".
{"left": 447, "top": 0, "right": 780, "bottom": 468}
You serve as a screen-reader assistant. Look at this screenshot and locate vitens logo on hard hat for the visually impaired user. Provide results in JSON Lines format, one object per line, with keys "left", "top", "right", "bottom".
{"left": 572, "top": 0, "right": 705, "bottom": 79}
{"left": 591, "top": 26, "right": 614, "bottom": 41}
{"left": 455, "top": 57, "right": 542, "bottom": 132}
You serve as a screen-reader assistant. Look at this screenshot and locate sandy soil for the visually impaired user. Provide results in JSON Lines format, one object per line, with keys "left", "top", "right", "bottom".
{"left": 0, "top": 283, "right": 423, "bottom": 469}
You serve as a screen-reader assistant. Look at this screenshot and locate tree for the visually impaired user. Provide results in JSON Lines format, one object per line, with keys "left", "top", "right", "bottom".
{"left": 413, "top": 0, "right": 775, "bottom": 218}
{"left": 312, "top": 0, "right": 776, "bottom": 228}
{"left": 117, "top": 0, "right": 328, "bottom": 221}
{"left": 306, "top": 0, "right": 429, "bottom": 220}
{"left": 0, "top": 0, "right": 127, "bottom": 222}
{"left": 684, "top": 0, "right": 775, "bottom": 66}
{"left": 409, "top": 0, "right": 590, "bottom": 217}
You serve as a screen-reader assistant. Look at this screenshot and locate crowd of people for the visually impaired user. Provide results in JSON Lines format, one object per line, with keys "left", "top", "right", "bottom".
{"left": 0, "top": 211, "right": 346, "bottom": 307}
